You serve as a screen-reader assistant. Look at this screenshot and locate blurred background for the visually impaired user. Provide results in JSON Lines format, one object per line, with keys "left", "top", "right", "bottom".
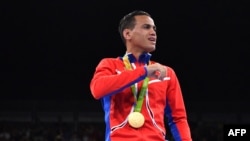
{"left": 1, "top": 0, "right": 249, "bottom": 140}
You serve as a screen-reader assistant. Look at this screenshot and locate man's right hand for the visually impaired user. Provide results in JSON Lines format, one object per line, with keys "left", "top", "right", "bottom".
{"left": 146, "top": 63, "right": 166, "bottom": 81}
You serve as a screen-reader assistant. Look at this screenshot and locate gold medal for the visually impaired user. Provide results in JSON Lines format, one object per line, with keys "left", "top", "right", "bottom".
{"left": 128, "top": 112, "right": 145, "bottom": 128}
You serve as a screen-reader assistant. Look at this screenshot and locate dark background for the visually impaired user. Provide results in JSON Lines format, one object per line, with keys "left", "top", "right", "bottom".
{"left": 1, "top": 1, "right": 249, "bottom": 140}
{"left": 1, "top": 0, "right": 249, "bottom": 113}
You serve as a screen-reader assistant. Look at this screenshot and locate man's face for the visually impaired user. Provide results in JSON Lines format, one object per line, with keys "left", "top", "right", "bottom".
{"left": 129, "top": 15, "right": 157, "bottom": 52}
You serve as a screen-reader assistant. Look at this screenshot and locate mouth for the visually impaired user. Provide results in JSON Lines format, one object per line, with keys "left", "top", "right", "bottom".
{"left": 148, "top": 37, "right": 156, "bottom": 44}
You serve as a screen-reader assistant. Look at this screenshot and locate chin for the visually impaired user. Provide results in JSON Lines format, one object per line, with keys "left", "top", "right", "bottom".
{"left": 147, "top": 46, "right": 156, "bottom": 52}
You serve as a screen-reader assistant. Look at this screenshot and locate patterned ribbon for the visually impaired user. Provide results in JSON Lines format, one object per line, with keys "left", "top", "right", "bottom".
{"left": 123, "top": 55, "right": 149, "bottom": 112}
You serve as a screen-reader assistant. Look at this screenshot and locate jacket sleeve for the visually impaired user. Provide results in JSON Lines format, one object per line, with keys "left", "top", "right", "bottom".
{"left": 90, "top": 58, "right": 147, "bottom": 100}
{"left": 165, "top": 67, "right": 192, "bottom": 141}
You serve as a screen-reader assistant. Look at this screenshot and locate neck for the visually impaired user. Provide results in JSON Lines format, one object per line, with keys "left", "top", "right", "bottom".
{"left": 126, "top": 48, "right": 147, "bottom": 61}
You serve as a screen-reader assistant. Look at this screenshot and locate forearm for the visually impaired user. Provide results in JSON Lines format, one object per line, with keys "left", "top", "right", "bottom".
{"left": 90, "top": 66, "right": 147, "bottom": 99}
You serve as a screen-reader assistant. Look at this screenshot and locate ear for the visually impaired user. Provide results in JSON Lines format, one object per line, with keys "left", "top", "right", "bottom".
{"left": 123, "top": 29, "right": 132, "bottom": 40}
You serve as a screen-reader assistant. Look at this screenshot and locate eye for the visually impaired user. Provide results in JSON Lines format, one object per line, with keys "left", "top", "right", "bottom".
{"left": 143, "top": 24, "right": 151, "bottom": 29}
{"left": 143, "top": 24, "right": 156, "bottom": 31}
{"left": 144, "top": 24, "right": 151, "bottom": 29}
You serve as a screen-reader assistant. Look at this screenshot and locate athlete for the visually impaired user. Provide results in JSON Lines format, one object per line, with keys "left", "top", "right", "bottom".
{"left": 90, "top": 10, "right": 192, "bottom": 141}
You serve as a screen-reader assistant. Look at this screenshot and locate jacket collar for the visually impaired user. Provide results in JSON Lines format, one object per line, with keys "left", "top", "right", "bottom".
{"left": 122, "top": 52, "right": 152, "bottom": 65}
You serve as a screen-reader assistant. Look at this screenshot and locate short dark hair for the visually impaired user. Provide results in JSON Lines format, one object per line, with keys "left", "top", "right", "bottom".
{"left": 118, "top": 10, "right": 151, "bottom": 43}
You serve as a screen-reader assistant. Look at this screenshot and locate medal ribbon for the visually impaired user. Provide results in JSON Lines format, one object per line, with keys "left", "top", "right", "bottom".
{"left": 123, "top": 55, "right": 149, "bottom": 112}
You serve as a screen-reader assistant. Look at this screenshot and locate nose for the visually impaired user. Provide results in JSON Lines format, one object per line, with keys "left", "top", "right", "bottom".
{"left": 149, "top": 27, "right": 156, "bottom": 34}
{"left": 150, "top": 29, "right": 156, "bottom": 36}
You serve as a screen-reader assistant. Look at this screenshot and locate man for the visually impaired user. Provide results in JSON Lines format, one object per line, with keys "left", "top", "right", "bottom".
{"left": 90, "top": 10, "right": 192, "bottom": 141}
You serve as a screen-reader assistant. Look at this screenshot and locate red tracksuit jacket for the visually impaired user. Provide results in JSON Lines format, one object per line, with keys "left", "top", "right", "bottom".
{"left": 90, "top": 53, "right": 192, "bottom": 141}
